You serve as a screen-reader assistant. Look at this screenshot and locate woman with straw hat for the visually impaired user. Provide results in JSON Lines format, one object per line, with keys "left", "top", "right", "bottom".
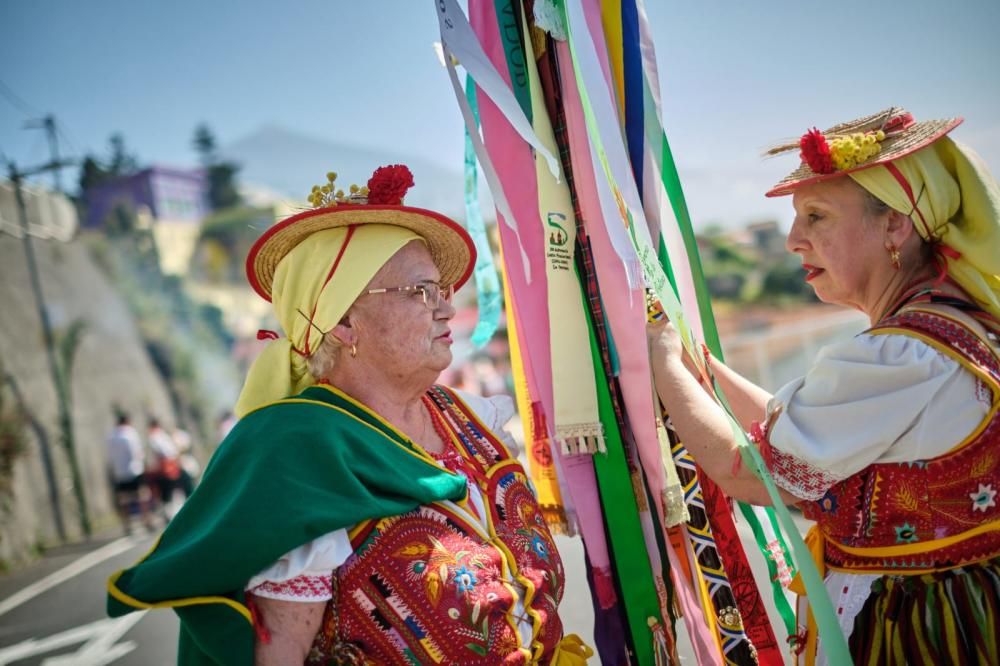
{"left": 648, "top": 108, "right": 1000, "bottom": 664}
{"left": 107, "top": 165, "right": 591, "bottom": 665}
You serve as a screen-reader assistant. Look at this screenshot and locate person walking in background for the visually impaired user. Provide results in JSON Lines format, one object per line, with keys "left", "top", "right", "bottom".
{"left": 216, "top": 409, "right": 237, "bottom": 442}
{"left": 146, "top": 417, "right": 182, "bottom": 520}
{"left": 106, "top": 412, "right": 153, "bottom": 534}
{"left": 171, "top": 425, "right": 200, "bottom": 499}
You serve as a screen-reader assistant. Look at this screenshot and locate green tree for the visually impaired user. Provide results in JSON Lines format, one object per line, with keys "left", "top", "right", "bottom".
{"left": 77, "top": 155, "right": 110, "bottom": 195}
{"left": 192, "top": 124, "right": 242, "bottom": 211}
{"left": 108, "top": 133, "right": 138, "bottom": 176}
{"left": 192, "top": 124, "right": 217, "bottom": 166}
{"left": 759, "top": 260, "right": 818, "bottom": 302}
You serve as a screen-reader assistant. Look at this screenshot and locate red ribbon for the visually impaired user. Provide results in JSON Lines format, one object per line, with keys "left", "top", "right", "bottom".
{"left": 245, "top": 596, "right": 272, "bottom": 645}
{"left": 256, "top": 329, "right": 279, "bottom": 341}
{"left": 932, "top": 243, "right": 962, "bottom": 286}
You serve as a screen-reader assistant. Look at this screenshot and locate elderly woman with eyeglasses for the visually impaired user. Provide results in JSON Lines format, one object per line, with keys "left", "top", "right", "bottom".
{"left": 107, "top": 165, "right": 592, "bottom": 666}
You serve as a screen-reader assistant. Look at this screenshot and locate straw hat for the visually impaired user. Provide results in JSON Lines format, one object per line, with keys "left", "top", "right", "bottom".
{"left": 765, "top": 107, "right": 962, "bottom": 197}
{"left": 246, "top": 164, "right": 476, "bottom": 302}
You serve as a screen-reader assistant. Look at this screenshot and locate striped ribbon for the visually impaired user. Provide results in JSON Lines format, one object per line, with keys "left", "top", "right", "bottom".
{"left": 554, "top": 35, "right": 718, "bottom": 662}
{"left": 671, "top": 436, "right": 758, "bottom": 664}
{"left": 557, "top": 0, "right": 852, "bottom": 663}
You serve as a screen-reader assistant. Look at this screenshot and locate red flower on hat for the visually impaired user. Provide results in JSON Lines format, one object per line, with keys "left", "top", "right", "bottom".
{"left": 367, "top": 164, "right": 415, "bottom": 205}
{"left": 799, "top": 128, "right": 835, "bottom": 175}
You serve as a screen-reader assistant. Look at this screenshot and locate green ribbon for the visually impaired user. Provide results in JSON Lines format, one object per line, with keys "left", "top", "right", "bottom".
{"left": 559, "top": 0, "right": 851, "bottom": 662}
{"left": 581, "top": 271, "right": 663, "bottom": 666}
{"left": 644, "top": 74, "right": 799, "bottom": 640}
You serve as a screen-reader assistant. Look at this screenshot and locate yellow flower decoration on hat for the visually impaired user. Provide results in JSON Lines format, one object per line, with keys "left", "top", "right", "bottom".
{"left": 306, "top": 171, "right": 369, "bottom": 208}
{"left": 829, "top": 130, "right": 887, "bottom": 171}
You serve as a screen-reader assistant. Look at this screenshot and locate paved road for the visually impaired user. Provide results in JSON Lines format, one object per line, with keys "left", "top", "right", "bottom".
{"left": 0, "top": 532, "right": 177, "bottom": 665}
{"left": 0, "top": 516, "right": 804, "bottom": 665}
{"left": 0, "top": 530, "right": 593, "bottom": 666}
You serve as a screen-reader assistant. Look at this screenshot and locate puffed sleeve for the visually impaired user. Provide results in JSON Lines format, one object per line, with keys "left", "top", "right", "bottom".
{"left": 760, "top": 332, "right": 987, "bottom": 501}
{"left": 245, "top": 528, "right": 353, "bottom": 601}
{"left": 453, "top": 389, "right": 520, "bottom": 457}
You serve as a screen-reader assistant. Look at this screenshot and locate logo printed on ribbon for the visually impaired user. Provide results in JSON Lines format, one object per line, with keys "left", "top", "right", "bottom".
{"left": 545, "top": 212, "right": 572, "bottom": 271}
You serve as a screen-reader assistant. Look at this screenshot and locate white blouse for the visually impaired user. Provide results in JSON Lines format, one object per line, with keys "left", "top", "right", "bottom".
{"left": 765, "top": 331, "right": 990, "bottom": 502}
{"left": 763, "top": 331, "right": 993, "bottom": 666}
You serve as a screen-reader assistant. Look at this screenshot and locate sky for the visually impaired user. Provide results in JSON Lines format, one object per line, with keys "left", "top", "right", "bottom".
{"left": 2, "top": 0, "right": 998, "bottom": 231}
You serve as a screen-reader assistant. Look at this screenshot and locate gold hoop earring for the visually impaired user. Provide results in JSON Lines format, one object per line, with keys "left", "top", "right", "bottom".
{"left": 350, "top": 343, "right": 358, "bottom": 358}
{"left": 888, "top": 244, "right": 901, "bottom": 271}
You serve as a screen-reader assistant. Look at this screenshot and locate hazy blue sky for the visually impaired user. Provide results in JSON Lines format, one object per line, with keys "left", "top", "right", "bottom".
{"left": 2, "top": 0, "right": 998, "bottom": 230}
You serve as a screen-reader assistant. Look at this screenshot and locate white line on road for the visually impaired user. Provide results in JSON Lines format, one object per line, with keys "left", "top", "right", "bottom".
{"left": 0, "top": 536, "right": 137, "bottom": 618}
{"left": 0, "top": 613, "right": 145, "bottom": 665}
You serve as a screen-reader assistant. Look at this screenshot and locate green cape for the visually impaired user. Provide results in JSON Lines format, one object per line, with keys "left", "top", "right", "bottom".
{"left": 107, "top": 385, "right": 468, "bottom": 665}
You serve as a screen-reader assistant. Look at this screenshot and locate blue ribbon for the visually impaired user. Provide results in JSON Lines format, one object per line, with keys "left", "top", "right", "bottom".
{"left": 464, "top": 75, "right": 503, "bottom": 348}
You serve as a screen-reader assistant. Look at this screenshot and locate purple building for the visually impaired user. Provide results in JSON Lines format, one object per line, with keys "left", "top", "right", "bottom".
{"left": 84, "top": 166, "right": 209, "bottom": 228}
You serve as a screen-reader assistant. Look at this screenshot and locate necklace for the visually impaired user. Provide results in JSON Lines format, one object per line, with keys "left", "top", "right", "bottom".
{"left": 421, "top": 395, "right": 453, "bottom": 455}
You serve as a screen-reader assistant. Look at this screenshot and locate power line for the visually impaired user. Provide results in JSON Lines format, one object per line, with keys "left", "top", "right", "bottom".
{"left": 0, "top": 78, "right": 40, "bottom": 117}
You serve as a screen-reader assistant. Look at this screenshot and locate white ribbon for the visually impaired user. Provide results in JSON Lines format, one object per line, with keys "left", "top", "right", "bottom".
{"left": 435, "top": 0, "right": 561, "bottom": 181}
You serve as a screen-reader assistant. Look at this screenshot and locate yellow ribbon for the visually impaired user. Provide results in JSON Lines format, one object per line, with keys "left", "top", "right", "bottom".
{"left": 549, "top": 634, "right": 595, "bottom": 665}
{"left": 235, "top": 225, "right": 421, "bottom": 416}
{"left": 849, "top": 136, "right": 1000, "bottom": 320}
{"left": 787, "top": 526, "right": 825, "bottom": 666}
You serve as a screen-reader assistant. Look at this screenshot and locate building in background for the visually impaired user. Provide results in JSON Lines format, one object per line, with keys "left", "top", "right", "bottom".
{"left": 84, "top": 166, "right": 209, "bottom": 275}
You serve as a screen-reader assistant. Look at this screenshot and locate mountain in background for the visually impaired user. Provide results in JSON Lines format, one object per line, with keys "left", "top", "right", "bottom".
{"left": 221, "top": 125, "right": 475, "bottom": 218}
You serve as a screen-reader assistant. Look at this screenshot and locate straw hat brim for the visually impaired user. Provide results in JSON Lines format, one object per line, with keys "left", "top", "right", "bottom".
{"left": 246, "top": 205, "right": 476, "bottom": 302}
{"left": 766, "top": 117, "right": 963, "bottom": 197}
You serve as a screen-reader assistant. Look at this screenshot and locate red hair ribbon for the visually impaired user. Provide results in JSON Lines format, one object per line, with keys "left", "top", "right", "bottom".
{"left": 883, "top": 163, "right": 933, "bottom": 239}
{"left": 257, "top": 328, "right": 309, "bottom": 358}
{"left": 303, "top": 225, "right": 357, "bottom": 357}
{"left": 932, "top": 244, "right": 961, "bottom": 286}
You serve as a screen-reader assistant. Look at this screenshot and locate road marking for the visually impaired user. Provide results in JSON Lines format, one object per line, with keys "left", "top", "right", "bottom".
{"left": 0, "top": 613, "right": 145, "bottom": 665}
{"left": 0, "top": 536, "right": 137, "bottom": 618}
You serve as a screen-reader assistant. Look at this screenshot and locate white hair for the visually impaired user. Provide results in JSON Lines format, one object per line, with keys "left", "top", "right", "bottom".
{"left": 306, "top": 333, "right": 345, "bottom": 382}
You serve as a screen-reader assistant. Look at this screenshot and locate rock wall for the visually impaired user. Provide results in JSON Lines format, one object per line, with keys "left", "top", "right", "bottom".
{"left": 0, "top": 232, "right": 177, "bottom": 566}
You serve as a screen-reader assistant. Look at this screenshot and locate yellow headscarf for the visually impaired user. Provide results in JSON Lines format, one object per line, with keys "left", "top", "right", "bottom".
{"left": 848, "top": 136, "right": 1000, "bottom": 320}
{"left": 235, "top": 224, "right": 422, "bottom": 416}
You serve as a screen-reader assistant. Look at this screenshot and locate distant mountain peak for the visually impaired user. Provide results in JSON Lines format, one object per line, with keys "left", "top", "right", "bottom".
{"left": 221, "top": 125, "right": 467, "bottom": 217}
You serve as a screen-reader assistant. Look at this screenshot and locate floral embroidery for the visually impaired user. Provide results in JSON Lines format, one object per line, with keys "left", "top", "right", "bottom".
{"left": 307, "top": 387, "right": 566, "bottom": 665}
{"left": 453, "top": 565, "right": 478, "bottom": 593}
{"left": 803, "top": 310, "right": 1000, "bottom": 573}
{"left": 818, "top": 490, "right": 839, "bottom": 514}
{"left": 894, "top": 523, "right": 918, "bottom": 544}
{"left": 970, "top": 483, "right": 998, "bottom": 513}
{"left": 530, "top": 534, "right": 550, "bottom": 561}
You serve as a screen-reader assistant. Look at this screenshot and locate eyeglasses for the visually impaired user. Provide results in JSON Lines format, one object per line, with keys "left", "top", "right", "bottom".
{"left": 363, "top": 282, "right": 454, "bottom": 310}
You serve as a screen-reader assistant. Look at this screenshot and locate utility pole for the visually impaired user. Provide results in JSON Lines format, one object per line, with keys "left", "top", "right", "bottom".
{"left": 24, "top": 115, "right": 65, "bottom": 194}
{"left": 6, "top": 158, "right": 90, "bottom": 539}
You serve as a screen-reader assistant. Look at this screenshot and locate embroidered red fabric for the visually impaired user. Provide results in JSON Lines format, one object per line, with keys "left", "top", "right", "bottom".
{"left": 798, "top": 309, "right": 1000, "bottom": 571}
{"left": 307, "top": 386, "right": 565, "bottom": 664}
